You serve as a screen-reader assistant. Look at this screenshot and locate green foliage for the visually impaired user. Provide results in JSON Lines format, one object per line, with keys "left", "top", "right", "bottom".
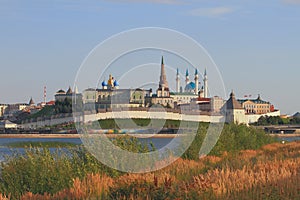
{"left": 25, "top": 105, "right": 55, "bottom": 120}
{"left": 6, "top": 141, "right": 78, "bottom": 148}
{"left": 96, "top": 119, "right": 181, "bottom": 129}
{"left": 254, "top": 115, "right": 300, "bottom": 125}
{"left": 183, "top": 123, "right": 276, "bottom": 159}
{"left": 0, "top": 148, "right": 75, "bottom": 199}
{"left": 55, "top": 98, "right": 72, "bottom": 113}
{"left": 0, "top": 135, "right": 154, "bottom": 199}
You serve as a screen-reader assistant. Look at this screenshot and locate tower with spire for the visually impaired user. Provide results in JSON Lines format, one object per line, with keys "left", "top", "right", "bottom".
{"left": 176, "top": 68, "right": 180, "bottom": 93}
{"left": 157, "top": 56, "right": 170, "bottom": 97}
{"left": 203, "top": 69, "right": 208, "bottom": 98}
{"left": 194, "top": 68, "right": 199, "bottom": 95}
{"left": 185, "top": 69, "right": 189, "bottom": 87}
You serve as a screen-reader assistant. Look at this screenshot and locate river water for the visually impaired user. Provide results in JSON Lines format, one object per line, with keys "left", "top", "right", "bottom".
{"left": 0, "top": 136, "right": 299, "bottom": 162}
{"left": 0, "top": 137, "right": 174, "bottom": 161}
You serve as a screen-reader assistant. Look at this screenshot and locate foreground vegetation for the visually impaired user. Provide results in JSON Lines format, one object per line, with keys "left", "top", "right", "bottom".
{"left": 1, "top": 123, "right": 299, "bottom": 199}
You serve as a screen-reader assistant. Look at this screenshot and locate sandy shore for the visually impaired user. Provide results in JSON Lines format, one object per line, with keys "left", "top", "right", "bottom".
{"left": 0, "top": 134, "right": 181, "bottom": 139}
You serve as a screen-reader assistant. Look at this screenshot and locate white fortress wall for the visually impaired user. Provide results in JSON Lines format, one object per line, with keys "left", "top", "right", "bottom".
{"left": 21, "top": 110, "right": 280, "bottom": 129}
{"left": 246, "top": 110, "right": 281, "bottom": 124}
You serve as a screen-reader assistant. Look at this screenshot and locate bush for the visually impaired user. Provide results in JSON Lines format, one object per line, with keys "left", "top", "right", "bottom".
{"left": 0, "top": 135, "right": 154, "bottom": 199}
{"left": 182, "top": 123, "right": 276, "bottom": 159}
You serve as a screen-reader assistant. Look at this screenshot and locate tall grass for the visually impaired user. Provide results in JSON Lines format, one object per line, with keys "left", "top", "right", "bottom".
{"left": 0, "top": 123, "right": 295, "bottom": 199}
{"left": 4, "top": 141, "right": 298, "bottom": 200}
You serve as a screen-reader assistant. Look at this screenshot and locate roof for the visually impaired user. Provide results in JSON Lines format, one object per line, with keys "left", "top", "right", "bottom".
{"left": 66, "top": 87, "right": 73, "bottom": 94}
{"left": 170, "top": 92, "right": 197, "bottom": 96}
{"left": 185, "top": 82, "right": 196, "bottom": 90}
{"left": 113, "top": 80, "right": 119, "bottom": 86}
{"left": 102, "top": 81, "right": 108, "bottom": 87}
{"left": 29, "top": 97, "right": 34, "bottom": 105}
{"left": 238, "top": 95, "right": 269, "bottom": 104}
{"left": 56, "top": 89, "right": 66, "bottom": 94}
{"left": 46, "top": 100, "right": 55, "bottom": 105}
{"left": 225, "top": 92, "right": 243, "bottom": 110}
{"left": 197, "top": 97, "right": 210, "bottom": 102}
{"left": 293, "top": 112, "right": 300, "bottom": 118}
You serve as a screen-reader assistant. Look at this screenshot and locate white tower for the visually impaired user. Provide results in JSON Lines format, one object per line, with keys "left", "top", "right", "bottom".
{"left": 176, "top": 68, "right": 180, "bottom": 93}
{"left": 194, "top": 68, "right": 199, "bottom": 95}
{"left": 185, "top": 69, "right": 189, "bottom": 87}
{"left": 204, "top": 69, "right": 208, "bottom": 98}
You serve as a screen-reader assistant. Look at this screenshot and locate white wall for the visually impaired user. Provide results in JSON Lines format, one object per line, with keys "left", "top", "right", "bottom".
{"left": 246, "top": 110, "right": 281, "bottom": 124}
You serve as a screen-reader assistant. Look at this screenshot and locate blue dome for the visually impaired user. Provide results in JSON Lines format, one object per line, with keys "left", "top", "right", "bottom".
{"left": 185, "top": 82, "right": 196, "bottom": 91}
{"left": 102, "top": 81, "right": 108, "bottom": 87}
{"left": 114, "top": 80, "right": 119, "bottom": 86}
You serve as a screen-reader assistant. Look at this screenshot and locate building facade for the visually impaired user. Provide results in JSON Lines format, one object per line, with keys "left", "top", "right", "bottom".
{"left": 238, "top": 95, "right": 272, "bottom": 114}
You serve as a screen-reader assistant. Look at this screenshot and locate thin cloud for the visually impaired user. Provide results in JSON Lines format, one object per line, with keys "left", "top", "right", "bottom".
{"left": 188, "top": 6, "right": 237, "bottom": 18}
{"left": 108, "top": 0, "right": 185, "bottom": 5}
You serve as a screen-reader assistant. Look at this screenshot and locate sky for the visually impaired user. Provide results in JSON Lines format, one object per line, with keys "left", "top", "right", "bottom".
{"left": 0, "top": 0, "right": 299, "bottom": 115}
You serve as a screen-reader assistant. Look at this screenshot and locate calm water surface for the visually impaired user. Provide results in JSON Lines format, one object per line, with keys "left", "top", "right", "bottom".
{"left": 0, "top": 136, "right": 299, "bottom": 161}
{"left": 0, "top": 137, "right": 174, "bottom": 161}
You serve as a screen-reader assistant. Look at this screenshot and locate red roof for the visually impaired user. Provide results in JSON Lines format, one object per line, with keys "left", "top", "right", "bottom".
{"left": 46, "top": 101, "right": 55, "bottom": 105}
{"left": 197, "top": 97, "right": 210, "bottom": 102}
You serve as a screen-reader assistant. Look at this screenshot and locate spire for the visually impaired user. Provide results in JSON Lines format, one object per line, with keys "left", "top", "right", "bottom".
{"left": 186, "top": 69, "right": 189, "bottom": 77}
{"left": 195, "top": 68, "right": 198, "bottom": 75}
{"left": 176, "top": 68, "right": 180, "bottom": 93}
{"left": 204, "top": 68, "right": 207, "bottom": 76}
{"left": 29, "top": 97, "right": 35, "bottom": 105}
{"left": 159, "top": 56, "right": 168, "bottom": 88}
{"left": 66, "top": 86, "right": 73, "bottom": 94}
{"left": 230, "top": 90, "right": 235, "bottom": 98}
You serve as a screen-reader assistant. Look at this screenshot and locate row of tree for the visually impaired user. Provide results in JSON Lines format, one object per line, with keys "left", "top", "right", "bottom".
{"left": 254, "top": 115, "right": 300, "bottom": 126}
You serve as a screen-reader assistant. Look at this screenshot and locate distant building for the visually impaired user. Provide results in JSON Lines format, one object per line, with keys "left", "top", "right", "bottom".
{"left": 170, "top": 92, "right": 197, "bottom": 105}
{"left": 82, "top": 75, "right": 151, "bottom": 110}
{"left": 0, "top": 104, "right": 8, "bottom": 118}
{"left": 0, "top": 120, "right": 17, "bottom": 129}
{"left": 55, "top": 86, "right": 82, "bottom": 103}
{"left": 222, "top": 91, "right": 248, "bottom": 124}
{"left": 238, "top": 95, "right": 272, "bottom": 114}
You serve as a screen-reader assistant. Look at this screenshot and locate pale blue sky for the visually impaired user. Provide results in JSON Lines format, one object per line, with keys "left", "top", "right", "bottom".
{"left": 0, "top": 0, "right": 299, "bottom": 115}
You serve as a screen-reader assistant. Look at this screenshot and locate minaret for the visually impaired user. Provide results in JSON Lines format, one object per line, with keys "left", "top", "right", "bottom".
{"left": 194, "top": 68, "right": 199, "bottom": 95}
{"left": 159, "top": 56, "right": 168, "bottom": 89}
{"left": 43, "top": 86, "right": 46, "bottom": 104}
{"left": 185, "top": 69, "right": 189, "bottom": 87}
{"left": 158, "top": 56, "right": 169, "bottom": 97}
{"left": 176, "top": 68, "right": 180, "bottom": 93}
{"left": 203, "top": 68, "right": 208, "bottom": 98}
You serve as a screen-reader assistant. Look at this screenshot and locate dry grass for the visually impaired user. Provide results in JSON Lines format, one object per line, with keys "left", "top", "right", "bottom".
{"left": 1, "top": 141, "right": 300, "bottom": 199}
{"left": 19, "top": 174, "right": 113, "bottom": 200}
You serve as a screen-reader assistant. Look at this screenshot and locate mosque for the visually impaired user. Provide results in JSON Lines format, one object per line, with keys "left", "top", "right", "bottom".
{"left": 176, "top": 67, "right": 208, "bottom": 98}
{"left": 82, "top": 56, "right": 225, "bottom": 113}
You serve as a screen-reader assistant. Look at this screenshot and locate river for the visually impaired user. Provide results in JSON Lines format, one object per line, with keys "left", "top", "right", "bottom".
{"left": 0, "top": 136, "right": 299, "bottom": 162}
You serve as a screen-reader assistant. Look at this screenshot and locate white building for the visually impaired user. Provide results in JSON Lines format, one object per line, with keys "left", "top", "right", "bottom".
{"left": 222, "top": 92, "right": 248, "bottom": 124}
